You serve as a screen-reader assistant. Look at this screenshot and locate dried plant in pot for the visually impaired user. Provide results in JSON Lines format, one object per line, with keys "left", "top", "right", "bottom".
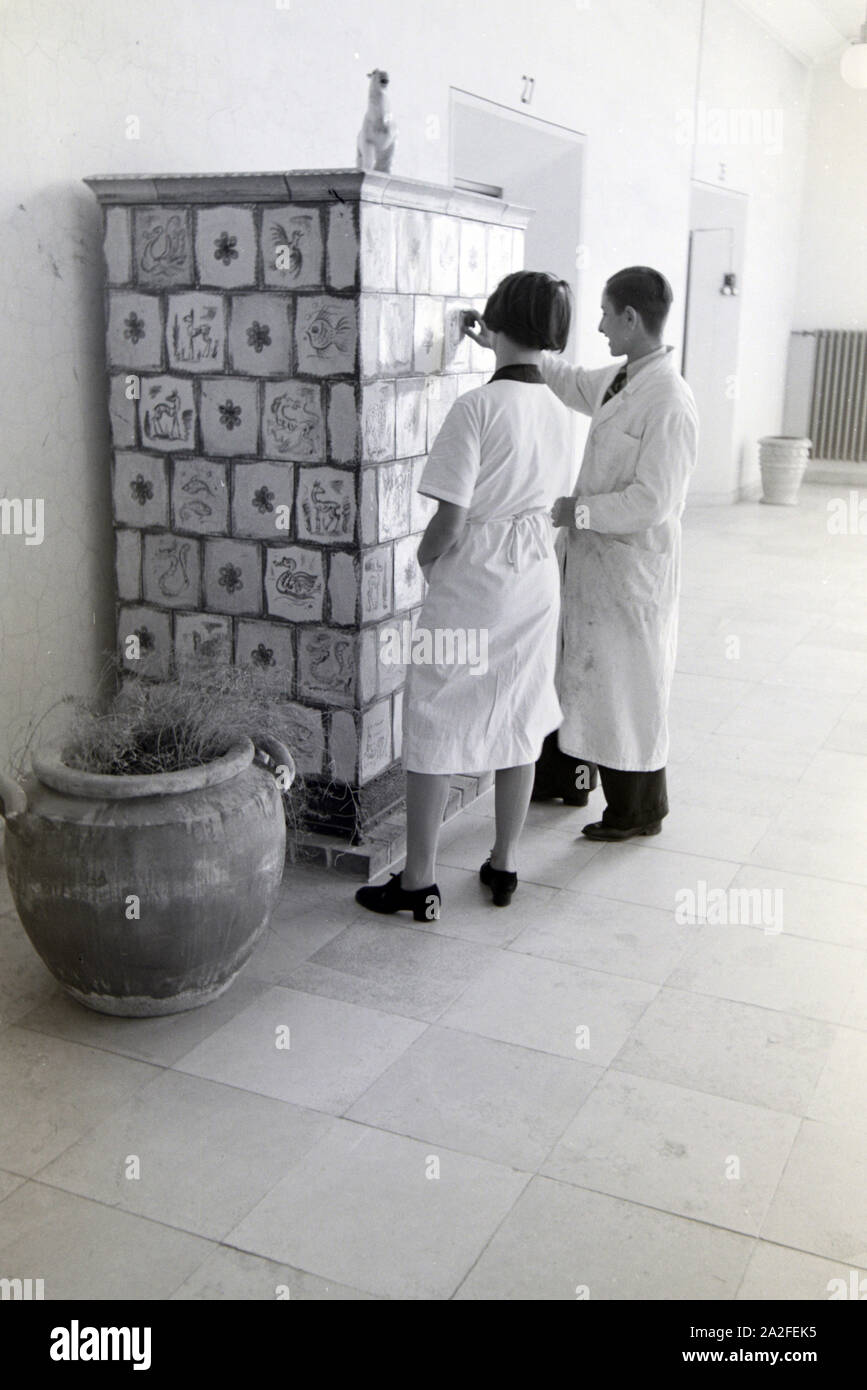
{"left": 0, "top": 661, "right": 307, "bottom": 1017}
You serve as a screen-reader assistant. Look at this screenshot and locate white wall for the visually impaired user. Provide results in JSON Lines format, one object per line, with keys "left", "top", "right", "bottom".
{"left": 0, "top": 0, "right": 813, "bottom": 771}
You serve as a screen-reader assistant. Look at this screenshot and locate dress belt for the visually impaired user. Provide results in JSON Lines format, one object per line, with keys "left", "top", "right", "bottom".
{"left": 466, "top": 506, "right": 552, "bottom": 571}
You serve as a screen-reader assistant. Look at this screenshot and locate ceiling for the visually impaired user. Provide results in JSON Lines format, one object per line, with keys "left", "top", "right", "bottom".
{"left": 733, "top": 0, "right": 866, "bottom": 64}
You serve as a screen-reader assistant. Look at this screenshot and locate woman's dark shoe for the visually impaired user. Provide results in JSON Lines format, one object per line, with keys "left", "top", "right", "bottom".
{"left": 581, "top": 820, "right": 662, "bottom": 841}
{"left": 479, "top": 857, "right": 518, "bottom": 907}
{"left": 355, "top": 872, "right": 441, "bottom": 922}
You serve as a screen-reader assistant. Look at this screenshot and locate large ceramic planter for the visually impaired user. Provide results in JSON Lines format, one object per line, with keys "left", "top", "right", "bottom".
{"left": 758, "top": 436, "right": 812, "bottom": 506}
{"left": 0, "top": 736, "right": 293, "bottom": 1016}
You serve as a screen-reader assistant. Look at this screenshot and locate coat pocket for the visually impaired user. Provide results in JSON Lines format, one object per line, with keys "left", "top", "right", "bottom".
{"left": 599, "top": 536, "right": 673, "bottom": 609}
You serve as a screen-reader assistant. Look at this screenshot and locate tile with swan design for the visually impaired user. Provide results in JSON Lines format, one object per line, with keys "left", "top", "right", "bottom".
{"left": 142, "top": 532, "right": 201, "bottom": 609}
{"left": 264, "top": 545, "right": 325, "bottom": 621}
{"left": 134, "top": 207, "right": 193, "bottom": 288}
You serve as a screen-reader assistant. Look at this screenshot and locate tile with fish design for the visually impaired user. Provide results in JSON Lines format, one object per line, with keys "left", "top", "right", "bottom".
{"left": 296, "top": 466, "right": 356, "bottom": 545}
{"left": 171, "top": 457, "right": 228, "bottom": 536}
{"left": 231, "top": 461, "right": 293, "bottom": 540}
{"left": 199, "top": 378, "right": 259, "bottom": 457}
{"left": 115, "top": 528, "right": 141, "bottom": 601}
{"left": 413, "top": 296, "right": 444, "bottom": 374}
{"left": 174, "top": 612, "right": 232, "bottom": 666}
{"left": 103, "top": 206, "right": 132, "bottom": 285}
{"left": 235, "top": 619, "right": 294, "bottom": 685}
{"left": 327, "top": 381, "right": 360, "bottom": 463}
{"left": 112, "top": 451, "right": 169, "bottom": 528}
{"left": 262, "top": 206, "right": 324, "bottom": 289}
{"left": 327, "top": 551, "right": 357, "bottom": 626}
{"left": 118, "top": 604, "right": 172, "bottom": 679}
{"left": 166, "top": 293, "right": 226, "bottom": 372}
{"left": 459, "top": 220, "right": 487, "bottom": 298}
{"left": 264, "top": 545, "right": 325, "bottom": 622}
{"left": 360, "top": 699, "right": 393, "bottom": 784}
{"left": 378, "top": 295, "right": 413, "bottom": 374}
{"left": 377, "top": 461, "right": 412, "bottom": 542}
{"left": 360, "top": 544, "right": 393, "bottom": 623}
{"left": 360, "top": 204, "right": 396, "bottom": 292}
{"left": 297, "top": 628, "right": 357, "bottom": 708}
{"left": 395, "top": 209, "right": 431, "bottom": 295}
{"left": 393, "top": 533, "right": 425, "bottom": 610}
{"left": 295, "top": 295, "right": 357, "bottom": 377}
{"left": 327, "top": 202, "right": 358, "bottom": 290}
{"left": 429, "top": 214, "right": 460, "bottom": 296}
{"left": 142, "top": 532, "right": 201, "bottom": 610}
{"left": 395, "top": 378, "right": 427, "bottom": 459}
{"left": 108, "top": 374, "right": 138, "bottom": 449}
{"left": 425, "top": 373, "right": 458, "bottom": 446}
{"left": 195, "top": 206, "right": 256, "bottom": 289}
{"left": 361, "top": 381, "right": 395, "bottom": 462}
{"left": 138, "top": 376, "right": 196, "bottom": 453}
{"left": 107, "top": 292, "right": 162, "bottom": 370}
{"left": 262, "top": 380, "right": 325, "bottom": 461}
{"left": 228, "top": 293, "right": 292, "bottom": 376}
{"left": 133, "top": 207, "right": 193, "bottom": 288}
{"left": 202, "top": 538, "right": 262, "bottom": 616}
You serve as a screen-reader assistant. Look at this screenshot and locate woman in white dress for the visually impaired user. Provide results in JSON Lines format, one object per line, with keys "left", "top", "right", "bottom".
{"left": 356, "top": 271, "right": 574, "bottom": 920}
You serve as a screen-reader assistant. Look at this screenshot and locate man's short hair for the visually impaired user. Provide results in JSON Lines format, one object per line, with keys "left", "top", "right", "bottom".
{"left": 605, "top": 266, "right": 673, "bottom": 335}
{"left": 484, "top": 271, "right": 572, "bottom": 351}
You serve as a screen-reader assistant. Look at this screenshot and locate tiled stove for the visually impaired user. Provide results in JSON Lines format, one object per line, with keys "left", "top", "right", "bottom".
{"left": 85, "top": 170, "right": 529, "bottom": 874}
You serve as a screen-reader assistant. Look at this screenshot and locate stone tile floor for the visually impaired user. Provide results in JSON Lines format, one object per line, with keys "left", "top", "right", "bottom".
{"left": 1, "top": 483, "right": 865, "bottom": 1299}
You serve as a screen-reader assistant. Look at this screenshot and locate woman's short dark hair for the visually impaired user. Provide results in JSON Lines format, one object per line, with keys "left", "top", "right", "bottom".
{"left": 483, "top": 271, "right": 572, "bottom": 351}
{"left": 604, "top": 266, "right": 673, "bottom": 335}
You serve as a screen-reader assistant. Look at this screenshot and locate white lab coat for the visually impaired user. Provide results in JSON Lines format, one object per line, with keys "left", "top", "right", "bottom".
{"left": 540, "top": 346, "right": 698, "bottom": 771}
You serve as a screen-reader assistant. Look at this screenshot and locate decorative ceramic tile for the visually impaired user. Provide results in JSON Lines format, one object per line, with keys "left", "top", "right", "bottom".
{"left": 329, "top": 709, "right": 359, "bottom": 783}
{"left": 429, "top": 214, "right": 460, "bottom": 296}
{"left": 115, "top": 528, "right": 141, "bottom": 601}
{"left": 228, "top": 293, "right": 292, "bottom": 376}
{"left": 376, "top": 618, "right": 406, "bottom": 697}
{"left": 327, "top": 381, "right": 359, "bottom": 463}
{"left": 360, "top": 204, "right": 396, "bottom": 291}
{"left": 108, "top": 374, "right": 138, "bottom": 448}
{"left": 138, "top": 376, "right": 196, "bottom": 452}
{"left": 262, "top": 206, "right": 324, "bottom": 289}
{"left": 264, "top": 545, "right": 325, "bottom": 622}
{"left": 235, "top": 619, "right": 294, "bottom": 682}
{"left": 296, "top": 466, "right": 356, "bottom": 544}
{"left": 425, "top": 374, "right": 458, "bottom": 446}
{"left": 262, "top": 381, "right": 325, "bottom": 461}
{"left": 200, "top": 378, "right": 259, "bottom": 456}
{"left": 395, "top": 209, "right": 431, "bottom": 294}
{"left": 377, "top": 461, "right": 412, "bottom": 542}
{"left": 171, "top": 457, "right": 229, "bottom": 535}
{"left": 295, "top": 295, "right": 357, "bottom": 377}
{"left": 486, "top": 225, "right": 513, "bottom": 294}
{"left": 113, "top": 451, "right": 169, "bottom": 528}
{"left": 174, "top": 612, "right": 232, "bottom": 665}
{"left": 359, "top": 294, "right": 380, "bottom": 379}
{"left": 195, "top": 206, "right": 257, "bottom": 289}
{"left": 202, "top": 538, "right": 262, "bottom": 615}
{"left": 165, "top": 293, "right": 225, "bottom": 372}
{"left": 413, "top": 297, "right": 444, "bottom": 374}
{"left": 281, "top": 701, "right": 325, "bottom": 776}
{"left": 411, "top": 455, "right": 438, "bottom": 531}
{"left": 393, "top": 533, "right": 425, "bottom": 610}
{"left": 107, "top": 293, "right": 162, "bottom": 370}
{"left": 133, "top": 207, "right": 193, "bottom": 288}
{"left": 361, "top": 381, "right": 395, "bottom": 462}
{"left": 468, "top": 298, "right": 492, "bottom": 373}
{"left": 327, "top": 203, "right": 358, "bottom": 290}
{"left": 378, "top": 296, "right": 413, "bottom": 374}
{"left": 358, "top": 627, "right": 378, "bottom": 704}
{"left": 328, "top": 551, "right": 357, "bottom": 626}
{"left": 103, "top": 206, "right": 132, "bottom": 285}
{"left": 359, "top": 467, "right": 378, "bottom": 545}
{"left": 360, "top": 699, "right": 393, "bottom": 784}
{"left": 297, "top": 628, "right": 357, "bottom": 708}
{"left": 231, "top": 461, "right": 293, "bottom": 539}
{"left": 118, "top": 604, "right": 172, "bottom": 678}
{"left": 142, "top": 532, "right": 201, "bottom": 609}
{"left": 395, "top": 378, "right": 427, "bottom": 459}
{"left": 392, "top": 688, "right": 403, "bottom": 760}
{"left": 360, "top": 545, "right": 393, "bottom": 622}
{"left": 442, "top": 301, "right": 473, "bottom": 374}
{"left": 459, "top": 221, "right": 487, "bottom": 298}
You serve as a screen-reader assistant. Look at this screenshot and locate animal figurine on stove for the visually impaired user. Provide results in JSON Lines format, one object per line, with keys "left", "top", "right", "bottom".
{"left": 356, "top": 68, "right": 397, "bottom": 173}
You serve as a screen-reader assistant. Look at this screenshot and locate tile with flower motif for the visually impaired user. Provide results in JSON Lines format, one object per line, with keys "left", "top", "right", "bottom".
{"left": 235, "top": 619, "right": 294, "bottom": 684}
{"left": 413, "top": 297, "right": 444, "bottom": 374}
{"left": 442, "top": 301, "right": 473, "bottom": 375}
{"left": 328, "top": 382, "right": 359, "bottom": 463}
{"left": 231, "top": 461, "right": 293, "bottom": 540}
{"left": 360, "top": 699, "right": 393, "bottom": 784}
{"left": 393, "top": 533, "right": 425, "bottom": 610}
{"left": 378, "top": 296, "right": 413, "bottom": 374}
{"left": 115, "top": 528, "right": 141, "bottom": 601}
{"left": 113, "top": 451, "right": 169, "bottom": 528}
{"left": 142, "top": 532, "right": 201, "bottom": 609}
{"left": 360, "top": 545, "right": 393, "bottom": 622}
{"left": 327, "top": 203, "right": 359, "bottom": 290}
{"left": 133, "top": 207, "right": 193, "bottom": 288}
{"left": 395, "top": 209, "right": 431, "bottom": 294}
{"left": 328, "top": 551, "right": 357, "bottom": 626}
{"left": 393, "top": 687, "right": 403, "bottom": 760}
{"left": 329, "top": 709, "right": 359, "bottom": 783}
{"left": 202, "top": 538, "right": 262, "bottom": 616}
{"left": 138, "top": 376, "right": 196, "bottom": 452}
{"left": 281, "top": 701, "right": 325, "bottom": 776}
{"left": 200, "top": 378, "right": 259, "bottom": 456}
{"left": 174, "top": 612, "right": 232, "bottom": 666}
{"left": 395, "top": 379, "right": 427, "bottom": 459}
{"left": 297, "top": 628, "right": 357, "bottom": 708}
{"left": 107, "top": 292, "right": 162, "bottom": 370}
{"left": 296, "top": 466, "right": 356, "bottom": 545}
{"left": 295, "top": 296, "right": 357, "bottom": 377}
{"left": 425, "top": 374, "right": 458, "bottom": 447}
{"left": 376, "top": 617, "right": 407, "bottom": 697}
{"left": 411, "top": 456, "right": 438, "bottom": 531}
{"left": 108, "top": 374, "right": 138, "bottom": 448}
{"left": 166, "top": 293, "right": 225, "bottom": 372}
{"left": 195, "top": 206, "right": 256, "bottom": 289}
{"left": 262, "top": 380, "right": 325, "bottom": 462}
{"left": 360, "top": 204, "right": 396, "bottom": 291}
{"left": 377, "top": 461, "right": 412, "bottom": 542}
{"left": 104, "top": 207, "right": 131, "bottom": 285}
{"left": 172, "top": 457, "right": 229, "bottom": 536}
{"left": 228, "top": 293, "right": 292, "bottom": 376}
{"left": 359, "top": 294, "right": 380, "bottom": 379}
{"left": 361, "top": 381, "right": 396, "bottom": 462}
{"left": 459, "top": 221, "right": 487, "bottom": 298}
{"left": 118, "top": 604, "right": 172, "bottom": 679}
{"left": 360, "top": 466, "right": 378, "bottom": 545}
{"left": 262, "top": 206, "right": 324, "bottom": 289}
{"left": 429, "top": 215, "right": 459, "bottom": 296}
{"left": 265, "top": 545, "right": 324, "bottom": 621}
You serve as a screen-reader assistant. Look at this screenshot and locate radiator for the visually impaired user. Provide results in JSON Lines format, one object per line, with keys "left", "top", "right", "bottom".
{"left": 808, "top": 331, "right": 867, "bottom": 462}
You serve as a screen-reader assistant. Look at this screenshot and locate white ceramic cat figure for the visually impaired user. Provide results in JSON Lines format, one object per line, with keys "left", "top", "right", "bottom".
{"left": 356, "top": 69, "right": 397, "bottom": 173}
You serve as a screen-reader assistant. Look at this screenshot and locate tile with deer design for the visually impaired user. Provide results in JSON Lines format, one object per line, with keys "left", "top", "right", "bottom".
{"left": 174, "top": 612, "right": 232, "bottom": 666}
{"left": 296, "top": 467, "right": 356, "bottom": 545}
{"left": 166, "top": 293, "right": 226, "bottom": 372}
{"left": 138, "top": 376, "right": 196, "bottom": 453}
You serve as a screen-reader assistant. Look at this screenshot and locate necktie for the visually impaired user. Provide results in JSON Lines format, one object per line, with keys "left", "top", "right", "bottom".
{"left": 601, "top": 366, "right": 627, "bottom": 406}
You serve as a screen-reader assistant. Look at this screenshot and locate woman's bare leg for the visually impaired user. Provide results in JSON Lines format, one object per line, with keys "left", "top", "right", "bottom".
{"left": 403, "top": 771, "right": 452, "bottom": 889}
{"left": 491, "top": 763, "right": 535, "bottom": 872}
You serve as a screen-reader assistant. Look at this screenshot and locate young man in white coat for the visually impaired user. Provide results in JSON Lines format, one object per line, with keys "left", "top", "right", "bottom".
{"left": 532, "top": 266, "right": 698, "bottom": 839}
